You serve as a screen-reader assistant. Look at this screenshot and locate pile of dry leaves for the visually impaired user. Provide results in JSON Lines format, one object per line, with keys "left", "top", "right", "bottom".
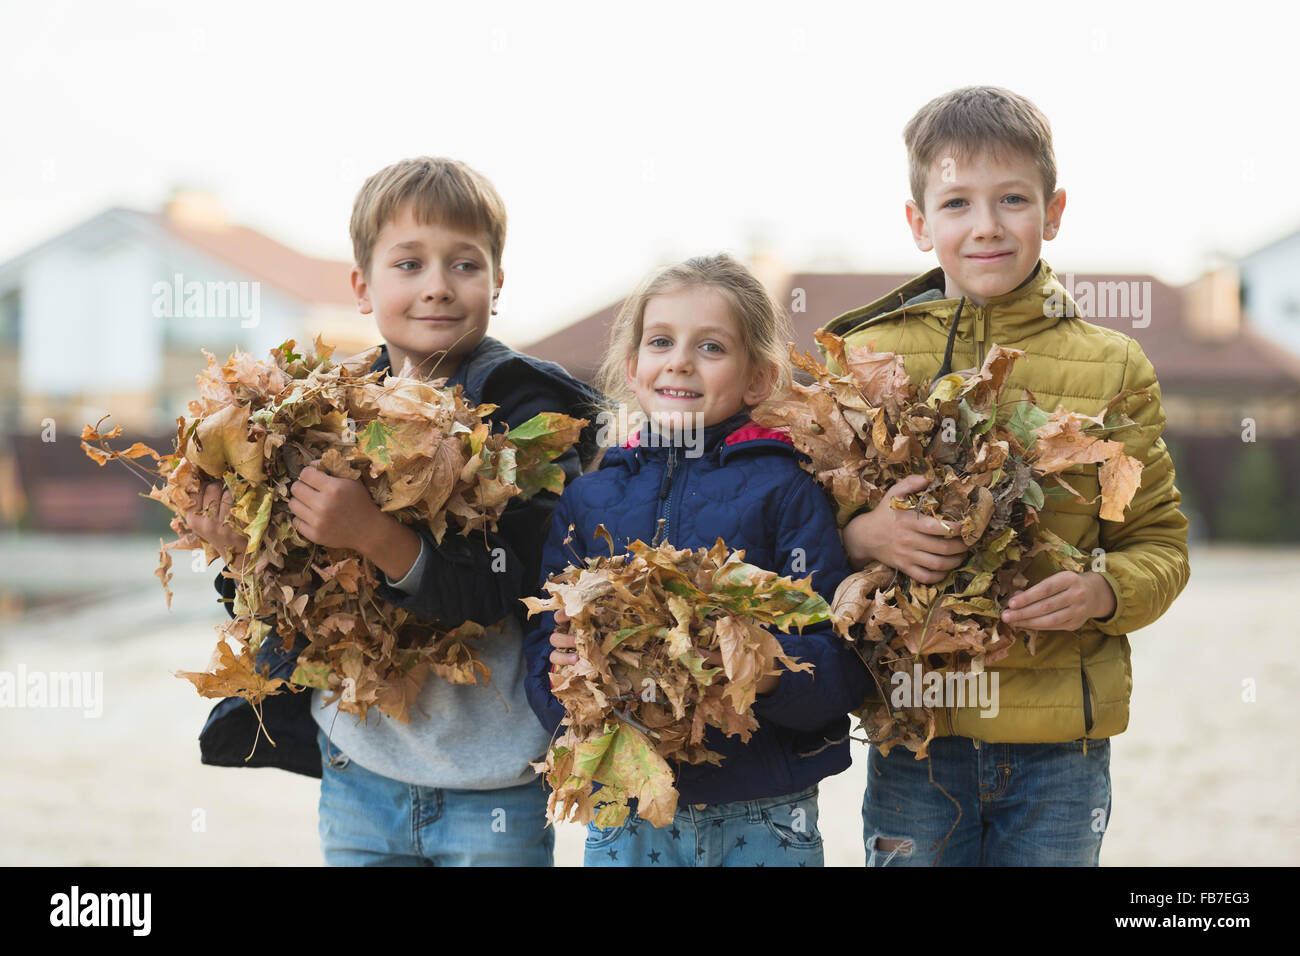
{"left": 523, "top": 530, "right": 830, "bottom": 827}
{"left": 82, "top": 337, "right": 585, "bottom": 745}
{"left": 752, "top": 330, "right": 1146, "bottom": 756}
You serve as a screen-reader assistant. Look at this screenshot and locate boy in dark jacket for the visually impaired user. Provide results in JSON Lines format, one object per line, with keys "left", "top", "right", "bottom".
{"left": 187, "top": 157, "right": 600, "bottom": 866}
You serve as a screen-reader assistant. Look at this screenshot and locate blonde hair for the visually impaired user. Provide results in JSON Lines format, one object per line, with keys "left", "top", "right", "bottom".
{"left": 594, "top": 253, "right": 791, "bottom": 436}
{"left": 903, "top": 86, "right": 1056, "bottom": 211}
{"left": 350, "top": 156, "right": 507, "bottom": 278}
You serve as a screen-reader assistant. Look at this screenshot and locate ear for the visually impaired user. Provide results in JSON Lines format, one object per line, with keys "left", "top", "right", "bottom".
{"left": 494, "top": 266, "right": 505, "bottom": 294}
{"left": 743, "top": 360, "right": 780, "bottom": 407}
{"left": 350, "top": 266, "right": 373, "bottom": 315}
{"left": 624, "top": 352, "right": 638, "bottom": 390}
{"left": 905, "top": 200, "right": 933, "bottom": 253}
{"left": 1042, "top": 188, "right": 1066, "bottom": 241}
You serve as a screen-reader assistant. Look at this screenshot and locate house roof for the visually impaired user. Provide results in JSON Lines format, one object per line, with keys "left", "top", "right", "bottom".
{"left": 1080, "top": 274, "right": 1300, "bottom": 396}
{"left": 0, "top": 206, "right": 353, "bottom": 307}
{"left": 147, "top": 212, "right": 354, "bottom": 307}
{"left": 524, "top": 269, "right": 1300, "bottom": 397}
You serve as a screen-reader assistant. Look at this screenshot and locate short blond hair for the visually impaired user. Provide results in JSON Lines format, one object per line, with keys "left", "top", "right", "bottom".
{"left": 904, "top": 86, "right": 1056, "bottom": 211}
{"left": 594, "top": 253, "right": 792, "bottom": 429}
{"left": 349, "top": 156, "right": 507, "bottom": 277}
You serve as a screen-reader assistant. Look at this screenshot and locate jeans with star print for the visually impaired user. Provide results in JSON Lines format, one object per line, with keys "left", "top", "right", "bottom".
{"left": 584, "top": 786, "right": 823, "bottom": 867}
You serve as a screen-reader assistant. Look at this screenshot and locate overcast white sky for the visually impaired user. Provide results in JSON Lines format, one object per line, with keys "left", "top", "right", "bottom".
{"left": 3, "top": 0, "right": 1296, "bottom": 345}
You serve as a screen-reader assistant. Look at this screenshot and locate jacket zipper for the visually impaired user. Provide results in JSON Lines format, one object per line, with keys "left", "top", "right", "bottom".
{"left": 974, "top": 306, "right": 986, "bottom": 369}
{"left": 1080, "top": 659, "right": 1094, "bottom": 740}
{"left": 651, "top": 445, "right": 678, "bottom": 546}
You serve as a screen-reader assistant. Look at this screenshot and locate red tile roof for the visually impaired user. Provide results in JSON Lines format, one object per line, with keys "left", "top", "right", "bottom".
{"left": 151, "top": 214, "right": 354, "bottom": 307}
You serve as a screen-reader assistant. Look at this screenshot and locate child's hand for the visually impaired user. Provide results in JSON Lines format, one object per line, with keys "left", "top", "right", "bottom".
{"left": 548, "top": 608, "right": 578, "bottom": 670}
{"left": 185, "top": 482, "right": 250, "bottom": 571}
{"left": 288, "top": 465, "right": 384, "bottom": 553}
{"left": 1001, "top": 571, "right": 1116, "bottom": 631}
{"left": 288, "top": 464, "right": 422, "bottom": 581}
{"left": 841, "top": 474, "right": 969, "bottom": 582}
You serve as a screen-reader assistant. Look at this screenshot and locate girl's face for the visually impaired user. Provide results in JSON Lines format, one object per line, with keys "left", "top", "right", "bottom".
{"left": 625, "top": 285, "right": 776, "bottom": 430}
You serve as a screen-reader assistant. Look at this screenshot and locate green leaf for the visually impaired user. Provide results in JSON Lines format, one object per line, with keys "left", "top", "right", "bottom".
{"left": 1022, "top": 479, "right": 1045, "bottom": 510}
{"left": 291, "top": 661, "right": 333, "bottom": 689}
{"left": 1006, "top": 401, "right": 1050, "bottom": 447}
{"left": 956, "top": 399, "right": 983, "bottom": 437}
{"left": 359, "top": 420, "right": 394, "bottom": 465}
{"left": 593, "top": 720, "right": 677, "bottom": 827}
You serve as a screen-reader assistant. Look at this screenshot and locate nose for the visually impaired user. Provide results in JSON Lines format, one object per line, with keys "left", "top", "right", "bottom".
{"left": 972, "top": 201, "right": 1003, "bottom": 241}
{"left": 664, "top": 343, "right": 693, "bottom": 374}
{"left": 421, "top": 266, "right": 454, "bottom": 302}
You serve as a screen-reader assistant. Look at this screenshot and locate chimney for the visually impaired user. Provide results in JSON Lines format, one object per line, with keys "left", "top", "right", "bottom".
{"left": 1184, "top": 254, "right": 1241, "bottom": 341}
{"left": 164, "top": 186, "right": 228, "bottom": 230}
{"left": 745, "top": 228, "right": 790, "bottom": 303}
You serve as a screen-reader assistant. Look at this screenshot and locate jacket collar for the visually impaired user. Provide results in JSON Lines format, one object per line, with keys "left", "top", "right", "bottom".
{"left": 611, "top": 410, "right": 795, "bottom": 468}
{"left": 369, "top": 336, "right": 491, "bottom": 388}
{"left": 822, "top": 259, "right": 1080, "bottom": 347}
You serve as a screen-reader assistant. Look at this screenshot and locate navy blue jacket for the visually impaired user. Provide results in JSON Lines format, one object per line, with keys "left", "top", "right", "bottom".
{"left": 523, "top": 411, "right": 872, "bottom": 806}
{"left": 199, "top": 336, "right": 603, "bottom": 777}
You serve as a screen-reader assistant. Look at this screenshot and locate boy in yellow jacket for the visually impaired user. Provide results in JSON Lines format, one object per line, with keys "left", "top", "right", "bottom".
{"left": 822, "top": 86, "right": 1189, "bottom": 865}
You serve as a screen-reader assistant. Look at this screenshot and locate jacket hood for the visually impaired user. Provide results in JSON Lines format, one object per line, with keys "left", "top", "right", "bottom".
{"left": 821, "top": 260, "right": 1082, "bottom": 352}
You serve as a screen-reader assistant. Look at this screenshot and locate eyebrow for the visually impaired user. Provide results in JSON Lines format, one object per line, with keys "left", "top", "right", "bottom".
{"left": 644, "top": 323, "right": 737, "bottom": 341}
{"left": 385, "top": 239, "right": 486, "bottom": 254}
{"left": 934, "top": 178, "right": 1034, "bottom": 193}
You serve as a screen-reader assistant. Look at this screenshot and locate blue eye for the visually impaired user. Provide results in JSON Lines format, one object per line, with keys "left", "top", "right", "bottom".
{"left": 943, "top": 198, "right": 966, "bottom": 209}
{"left": 648, "top": 336, "right": 671, "bottom": 348}
{"left": 396, "top": 260, "right": 420, "bottom": 271}
{"left": 454, "top": 261, "right": 480, "bottom": 272}
{"left": 1004, "top": 195, "right": 1027, "bottom": 205}
{"left": 700, "top": 341, "right": 723, "bottom": 353}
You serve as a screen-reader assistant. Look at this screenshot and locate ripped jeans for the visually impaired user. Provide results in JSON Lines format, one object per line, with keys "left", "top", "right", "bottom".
{"left": 585, "top": 786, "right": 823, "bottom": 867}
{"left": 863, "top": 736, "right": 1111, "bottom": 867}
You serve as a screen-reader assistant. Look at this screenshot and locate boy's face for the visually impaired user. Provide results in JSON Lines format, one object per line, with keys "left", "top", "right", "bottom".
{"left": 906, "top": 147, "right": 1065, "bottom": 306}
{"left": 625, "top": 284, "right": 775, "bottom": 430}
{"left": 351, "top": 203, "right": 501, "bottom": 379}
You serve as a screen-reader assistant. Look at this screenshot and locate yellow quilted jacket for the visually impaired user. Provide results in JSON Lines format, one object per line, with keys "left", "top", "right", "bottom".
{"left": 822, "top": 260, "right": 1190, "bottom": 742}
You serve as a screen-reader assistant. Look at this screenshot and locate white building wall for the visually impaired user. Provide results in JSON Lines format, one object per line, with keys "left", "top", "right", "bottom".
{"left": 1240, "top": 232, "right": 1300, "bottom": 357}
{"left": 21, "top": 239, "right": 160, "bottom": 395}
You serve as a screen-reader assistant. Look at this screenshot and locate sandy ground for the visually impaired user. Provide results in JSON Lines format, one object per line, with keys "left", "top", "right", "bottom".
{"left": 1, "top": 535, "right": 1296, "bottom": 866}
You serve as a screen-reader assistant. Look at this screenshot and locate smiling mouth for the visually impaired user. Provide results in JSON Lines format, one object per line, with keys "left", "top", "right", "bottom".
{"left": 411, "top": 314, "right": 462, "bottom": 321}
{"left": 656, "top": 388, "right": 701, "bottom": 399}
{"left": 967, "top": 251, "right": 1014, "bottom": 261}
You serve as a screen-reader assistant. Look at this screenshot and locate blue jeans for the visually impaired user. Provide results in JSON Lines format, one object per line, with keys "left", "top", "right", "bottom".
{"left": 584, "top": 787, "right": 823, "bottom": 867}
{"left": 316, "top": 728, "right": 554, "bottom": 866}
{"left": 863, "top": 736, "right": 1111, "bottom": 866}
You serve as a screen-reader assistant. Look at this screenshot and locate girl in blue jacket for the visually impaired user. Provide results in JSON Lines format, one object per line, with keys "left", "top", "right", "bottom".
{"left": 523, "top": 253, "right": 872, "bottom": 866}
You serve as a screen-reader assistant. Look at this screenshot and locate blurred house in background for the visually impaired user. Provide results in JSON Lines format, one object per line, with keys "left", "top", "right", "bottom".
{"left": 526, "top": 259, "right": 1300, "bottom": 542}
{"left": 0, "top": 189, "right": 369, "bottom": 531}
{"left": 1239, "top": 228, "right": 1300, "bottom": 361}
